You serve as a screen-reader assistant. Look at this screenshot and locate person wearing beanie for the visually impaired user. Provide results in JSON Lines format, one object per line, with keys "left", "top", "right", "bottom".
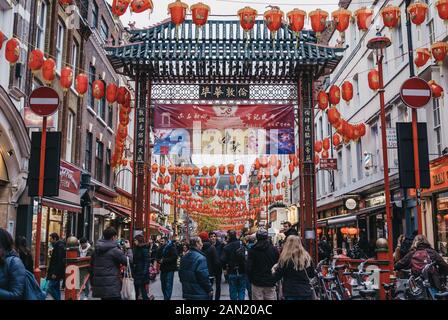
{"left": 199, "top": 231, "right": 221, "bottom": 298}
{"left": 246, "top": 228, "right": 279, "bottom": 300}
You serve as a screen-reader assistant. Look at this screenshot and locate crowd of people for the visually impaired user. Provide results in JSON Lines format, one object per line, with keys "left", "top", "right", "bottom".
{"left": 0, "top": 221, "right": 447, "bottom": 300}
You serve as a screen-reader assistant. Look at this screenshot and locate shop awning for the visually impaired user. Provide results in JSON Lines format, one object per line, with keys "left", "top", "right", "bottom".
{"left": 149, "top": 222, "right": 170, "bottom": 234}
{"left": 42, "top": 197, "right": 82, "bottom": 213}
{"left": 93, "top": 195, "right": 131, "bottom": 217}
{"left": 318, "top": 214, "right": 357, "bottom": 227}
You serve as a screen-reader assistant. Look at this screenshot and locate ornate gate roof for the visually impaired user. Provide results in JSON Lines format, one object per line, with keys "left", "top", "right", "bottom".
{"left": 106, "top": 19, "right": 345, "bottom": 83}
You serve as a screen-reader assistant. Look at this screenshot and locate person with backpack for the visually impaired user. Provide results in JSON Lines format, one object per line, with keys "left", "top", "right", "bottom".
{"left": 46, "top": 233, "right": 66, "bottom": 300}
{"left": 221, "top": 230, "right": 246, "bottom": 300}
{"left": 246, "top": 229, "right": 279, "bottom": 300}
{"left": 395, "top": 234, "right": 448, "bottom": 292}
{"left": 399, "top": 230, "right": 418, "bottom": 258}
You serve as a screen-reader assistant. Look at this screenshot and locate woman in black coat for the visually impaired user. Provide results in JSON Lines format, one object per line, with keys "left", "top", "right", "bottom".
{"left": 15, "top": 237, "right": 33, "bottom": 273}
{"left": 132, "top": 235, "right": 151, "bottom": 300}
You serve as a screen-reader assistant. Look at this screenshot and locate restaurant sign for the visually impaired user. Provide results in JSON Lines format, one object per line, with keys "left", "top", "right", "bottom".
{"left": 59, "top": 160, "right": 81, "bottom": 194}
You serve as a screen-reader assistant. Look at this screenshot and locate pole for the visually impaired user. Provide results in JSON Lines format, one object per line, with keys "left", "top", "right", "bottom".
{"left": 34, "top": 116, "right": 48, "bottom": 281}
{"left": 405, "top": 0, "right": 423, "bottom": 234}
{"left": 377, "top": 53, "right": 395, "bottom": 270}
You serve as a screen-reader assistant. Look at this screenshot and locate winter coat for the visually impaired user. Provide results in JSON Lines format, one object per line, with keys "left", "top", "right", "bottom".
{"left": 273, "top": 260, "right": 315, "bottom": 298}
{"left": 284, "top": 228, "right": 299, "bottom": 239}
{"left": 17, "top": 248, "right": 33, "bottom": 273}
{"left": 221, "top": 239, "right": 246, "bottom": 274}
{"left": 156, "top": 242, "right": 178, "bottom": 273}
{"left": 213, "top": 240, "right": 224, "bottom": 261}
{"left": 47, "top": 240, "right": 66, "bottom": 280}
{"left": 318, "top": 240, "right": 332, "bottom": 261}
{"left": 179, "top": 248, "right": 212, "bottom": 300}
{"left": 132, "top": 245, "right": 150, "bottom": 285}
{"left": 247, "top": 239, "right": 279, "bottom": 287}
{"left": 149, "top": 244, "right": 158, "bottom": 263}
{"left": 202, "top": 241, "right": 221, "bottom": 276}
{"left": 91, "top": 239, "right": 133, "bottom": 299}
{"left": 0, "top": 250, "right": 26, "bottom": 300}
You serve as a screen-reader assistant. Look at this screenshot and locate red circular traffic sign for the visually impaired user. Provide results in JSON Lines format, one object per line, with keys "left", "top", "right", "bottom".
{"left": 400, "top": 77, "right": 432, "bottom": 109}
{"left": 29, "top": 87, "right": 60, "bottom": 116}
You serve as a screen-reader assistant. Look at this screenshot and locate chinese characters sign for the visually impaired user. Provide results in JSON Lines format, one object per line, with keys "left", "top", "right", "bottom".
{"left": 320, "top": 158, "right": 337, "bottom": 170}
{"left": 153, "top": 104, "right": 295, "bottom": 156}
{"left": 136, "top": 107, "right": 146, "bottom": 163}
{"left": 303, "top": 107, "right": 313, "bottom": 163}
{"left": 199, "top": 84, "right": 250, "bottom": 100}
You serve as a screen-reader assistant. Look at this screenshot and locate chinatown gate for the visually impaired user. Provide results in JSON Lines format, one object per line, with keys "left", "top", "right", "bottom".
{"left": 106, "top": 19, "right": 343, "bottom": 258}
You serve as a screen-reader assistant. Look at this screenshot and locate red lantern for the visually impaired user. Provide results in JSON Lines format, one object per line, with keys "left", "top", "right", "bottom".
{"left": 112, "top": 0, "right": 131, "bottom": 17}
{"left": 368, "top": 69, "right": 380, "bottom": 90}
{"left": 117, "top": 87, "right": 130, "bottom": 105}
{"left": 309, "top": 9, "right": 328, "bottom": 39}
{"left": 202, "top": 166, "right": 209, "bottom": 176}
{"left": 254, "top": 158, "right": 261, "bottom": 170}
{"left": 191, "top": 2, "right": 210, "bottom": 28}
{"left": 0, "top": 31, "right": 5, "bottom": 50}
{"left": 315, "top": 140, "right": 323, "bottom": 153}
{"left": 431, "top": 41, "right": 448, "bottom": 65}
{"left": 106, "top": 83, "right": 118, "bottom": 105}
{"left": 354, "top": 7, "right": 374, "bottom": 31}
{"left": 28, "top": 49, "right": 44, "bottom": 72}
{"left": 407, "top": 2, "right": 428, "bottom": 25}
{"left": 164, "top": 175, "right": 171, "bottom": 184}
{"left": 75, "top": 73, "right": 88, "bottom": 96}
{"left": 209, "top": 166, "right": 216, "bottom": 176}
{"left": 160, "top": 165, "right": 167, "bottom": 175}
{"left": 414, "top": 48, "right": 431, "bottom": 69}
{"left": 42, "top": 58, "right": 56, "bottom": 84}
{"left": 381, "top": 5, "right": 401, "bottom": 29}
{"left": 93, "top": 80, "right": 105, "bottom": 100}
{"left": 333, "top": 134, "right": 341, "bottom": 147}
{"left": 287, "top": 9, "right": 306, "bottom": 37}
{"left": 341, "top": 81, "right": 353, "bottom": 103}
{"left": 238, "top": 7, "right": 257, "bottom": 35}
{"left": 436, "top": 0, "right": 448, "bottom": 22}
{"left": 288, "top": 162, "right": 295, "bottom": 174}
{"left": 5, "top": 38, "right": 20, "bottom": 65}
{"left": 327, "top": 107, "right": 341, "bottom": 125}
{"left": 264, "top": 7, "right": 284, "bottom": 39}
{"left": 59, "top": 0, "right": 73, "bottom": 5}
{"left": 332, "top": 8, "right": 351, "bottom": 38}
{"left": 428, "top": 80, "right": 444, "bottom": 98}
{"left": 60, "top": 67, "right": 73, "bottom": 91}
{"left": 317, "top": 91, "right": 329, "bottom": 111}
{"left": 322, "top": 150, "right": 329, "bottom": 159}
{"left": 238, "top": 164, "right": 245, "bottom": 175}
{"left": 130, "top": 0, "right": 153, "bottom": 13}
{"left": 323, "top": 138, "right": 330, "bottom": 151}
{"left": 169, "top": 0, "right": 188, "bottom": 27}
{"left": 328, "top": 85, "right": 341, "bottom": 106}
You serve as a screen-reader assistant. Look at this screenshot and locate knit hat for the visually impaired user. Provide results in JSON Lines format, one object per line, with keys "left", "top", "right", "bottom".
{"left": 198, "top": 231, "right": 209, "bottom": 242}
{"left": 256, "top": 228, "right": 268, "bottom": 240}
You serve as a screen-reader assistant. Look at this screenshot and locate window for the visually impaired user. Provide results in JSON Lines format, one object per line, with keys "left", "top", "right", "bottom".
{"left": 92, "top": 1, "right": 99, "bottom": 28}
{"left": 356, "top": 139, "right": 363, "bottom": 181}
{"left": 395, "top": 17, "right": 404, "bottom": 66}
{"left": 108, "top": 104, "right": 113, "bottom": 128}
{"left": 56, "top": 21, "right": 66, "bottom": 72}
{"left": 87, "top": 65, "right": 96, "bottom": 108}
{"left": 319, "top": 117, "right": 323, "bottom": 140}
{"left": 433, "top": 99, "right": 442, "bottom": 155}
{"left": 71, "top": 41, "right": 79, "bottom": 85}
{"left": 85, "top": 132, "right": 93, "bottom": 172}
{"left": 428, "top": 19, "right": 435, "bottom": 45}
{"left": 100, "top": 17, "right": 109, "bottom": 42}
{"left": 353, "top": 74, "right": 360, "bottom": 106}
{"left": 66, "top": 111, "right": 75, "bottom": 162}
{"left": 338, "top": 151, "right": 343, "bottom": 189}
{"left": 98, "top": 94, "right": 106, "bottom": 121}
{"left": 95, "top": 140, "right": 104, "bottom": 182}
{"left": 36, "top": 1, "right": 47, "bottom": 51}
{"left": 105, "top": 149, "right": 111, "bottom": 186}
{"left": 371, "top": 124, "right": 379, "bottom": 173}
{"left": 346, "top": 144, "right": 352, "bottom": 184}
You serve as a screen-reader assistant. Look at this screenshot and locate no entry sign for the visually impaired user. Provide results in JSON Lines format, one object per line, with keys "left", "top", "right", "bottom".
{"left": 400, "top": 77, "right": 432, "bottom": 109}
{"left": 29, "top": 87, "right": 60, "bottom": 117}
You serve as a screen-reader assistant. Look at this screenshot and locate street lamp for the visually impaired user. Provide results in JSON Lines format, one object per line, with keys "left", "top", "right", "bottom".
{"left": 367, "top": 30, "right": 394, "bottom": 271}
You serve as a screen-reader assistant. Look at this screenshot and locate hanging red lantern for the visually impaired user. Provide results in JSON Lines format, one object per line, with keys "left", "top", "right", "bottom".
{"left": 201, "top": 166, "right": 209, "bottom": 176}
{"left": 358, "top": 123, "right": 366, "bottom": 137}
{"left": 42, "top": 58, "right": 56, "bottom": 84}
{"left": 59, "top": 0, "right": 73, "bottom": 5}
{"left": 323, "top": 138, "right": 330, "bottom": 151}
{"left": 75, "top": 73, "right": 88, "bottom": 96}
{"left": 164, "top": 175, "right": 171, "bottom": 184}
{"left": 317, "top": 91, "right": 329, "bottom": 111}
{"left": 309, "top": 9, "right": 328, "bottom": 40}
{"left": 264, "top": 7, "right": 284, "bottom": 39}
{"left": 407, "top": 1, "right": 428, "bottom": 26}
{"left": 93, "top": 80, "right": 105, "bottom": 100}
{"left": 354, "top": 7, "right": 374, "bottom": 31}
{"left": 436, "top": 0, "right": 448, "bottom": 22}
{"left": 151, "top": 163, "right": 158, "bottom": 174}
{"left": 60, "top": 67, "right": 73, "bottom": 91}
{"left": 160, "top": 165, "right": 166, "bottom": 175}
{"left": 238, "top": 164, "right": 245, "bottom": 175}
{"left": 333, "top": 134, "right": 341, "bottom": 147}
{"left": 254, "top": 158, "right": 261, "bottom": 170}
{"left": 5, "top": 38, "right": 20, "bottom": 65}
{"left": 28, "top": 49, "right": 44, "bottom": 73}
{"left": 368, "top": 69, "right": 380, "bottom": 90}
{"left": 328, "top": 85, "right": 341, "bottom": 106}
{"left": 209, "top": 166, "right": 216, "bottom": 176}
{"left": 332, "top": 8, "right": 351, "bottom": 38}
{"left": 112, "top": 0, "right": 131, "bottom": 17}
{"left": 191, "top": 2, "right": 210, "bottom": 28}
{"left": 238, "top": 6, "right": 257, "bottom": 36}
{"left": 106, "top": 83, "right": 118, "bottom": 105}
{"left": 288, "top": 162, "right": 295, "bottom": 174}
{"left": 345, "top": 125, "right": 355, "bottom": 141}
{"left": 341, "top": 81, "right": 353, "bottom": 103}
{"left": 414, "top": 48, "right": 431, "bottom": 69}
{"left": 117, "top": 86, "right": 130, "bottom": 105}
{"left": 169, "top": 0, "right": 188, "bottom": 28}
{"left": 287, "top": 9, "right": 306, "bottom": 38}
{"left": 130, "top": 0, "right": 153, "bottom": 13}
{"left": 0, "top": 31, "right": 5, "bottom": 50}
{"left": 381, "top": 5, "right": 401, "bottom": 30}
{"left": 431, "top": 41, "right": 448, "bottom": 65}
{"left": 428, "top": 80, "right": 444, "bottom": 98}
{"left": 327, "top": 107, "right": 341, "bottom": 125}
{"left": 315, "top": 140, "right": 323, "bottom": 153}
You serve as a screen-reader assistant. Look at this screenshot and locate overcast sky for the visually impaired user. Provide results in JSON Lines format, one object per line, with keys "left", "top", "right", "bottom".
{"left": 107, "top": 0, "right": 340, "bottom": 29}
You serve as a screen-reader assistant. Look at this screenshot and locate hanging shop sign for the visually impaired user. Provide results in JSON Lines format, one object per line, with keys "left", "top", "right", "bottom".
{"left": 136, "top": 107, "right": 147, "bottom": 163}
{"left": 386, "top": 128, "right": 397, "bottom": 148}
{"left": 153, "top": 104, "right": 295, "bottom": 156}
{"left": 199, "top": 84, "right": 250, "bottom": 100}
{"left": 59, "top": 160, "right": 81, "bottom": 194}
{"left": 345, "top": 198, "right": 358, "bottom": 210}
{"left": 320, "top": 158, "right": 337, "bottom": 170}
{"left": 303, "top": 106, "right": 313, "bottom": 163}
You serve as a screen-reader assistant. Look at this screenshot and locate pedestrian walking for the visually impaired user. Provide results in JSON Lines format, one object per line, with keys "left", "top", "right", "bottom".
{"left": 247, "top": 229, "right": 279, "bottom": 300}
{"left": 46, "top": 233, "right": 65, "bottom": 300}
{"left": 198, "top": 232, "right": 221, "bottom": 297}
{"left": 148, "top": 237, "right": 158, "bottom": 265}
{"left": 132, "top": 234, "right": 151, "bottom": 300}
{"left": 15, "top": 236, "right": 33, "bottom": 273}
{"left": 243, "top": 235, "right": 255, "bottom": 300}
{"left": 318, "top": 236, "right": 332, "bottom": 262}
{"left": 90, "top": 226, "right": 133, "bottom": 300}
{"left": 79, "top": 238, "right": 93, "bottom": 299}
{"left": 179, "top": 236, "right": 213, "bottom": 300}
{"left": 0, "top": 228, "right": 26, "bottom": 300}
{"left": 281, "top": 221, "right": 299, "bottom": 239}
{"left": 272, "top": 235, "right": 316, "bottom": 300}
{"left": 221, "top": 230, "right": 246, "bottom": 300}
{"left": 156, "top": 236, "right": 178, "bottom": 300}
{"left": 209, "top": 231, "right": 224, "bottom": 300}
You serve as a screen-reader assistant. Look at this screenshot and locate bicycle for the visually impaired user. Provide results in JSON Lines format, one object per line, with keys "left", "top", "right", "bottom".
{"left": 343, "top": 260, "right": 379, "bottom": 300}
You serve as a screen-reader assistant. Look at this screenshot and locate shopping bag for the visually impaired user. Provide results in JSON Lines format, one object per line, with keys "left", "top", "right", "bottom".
{"left": 121, "top": 256, "right": 136, "bottom": 300}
